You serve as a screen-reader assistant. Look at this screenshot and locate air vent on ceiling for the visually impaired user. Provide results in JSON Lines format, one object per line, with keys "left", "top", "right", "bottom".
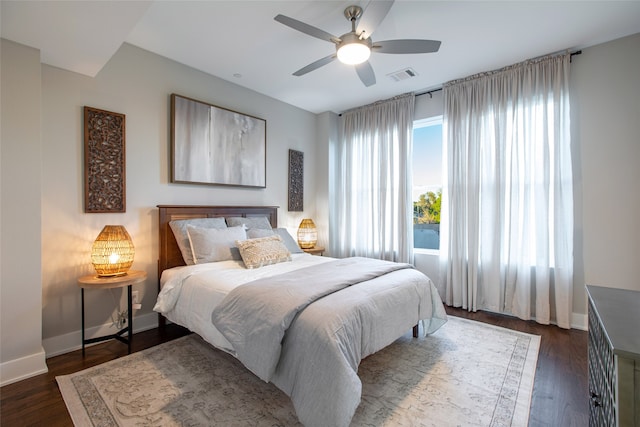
{"left": 387, "top": 67, "right": 418, "bottom": 82}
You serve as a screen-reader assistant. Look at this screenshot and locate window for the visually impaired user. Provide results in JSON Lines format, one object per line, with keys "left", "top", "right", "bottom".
{"left": 412, "top": 116, "right": 443, "bottom": 250}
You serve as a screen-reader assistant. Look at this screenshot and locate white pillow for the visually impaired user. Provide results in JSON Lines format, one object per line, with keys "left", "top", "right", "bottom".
{"left": 247, "top": 228, "right": 303, "bottom": 254}
{"left": 226, "top": 216, "right": 272, "bottom": 230}
{"left": 169, "top": 218, "right": 227, "bottom": 265}
{"left": 186, "top": 225, "right": 247, "bottom": 264}
{"left": 235, "top": 235, "right": 292, "bottom": 269}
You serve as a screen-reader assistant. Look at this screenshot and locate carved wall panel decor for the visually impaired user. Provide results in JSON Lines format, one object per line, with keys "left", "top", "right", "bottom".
{"left": 288, "top": 149, "right": 304, "bottom": 211}
{"left": 84, "top": 106, "right": 126, "bottom": 213}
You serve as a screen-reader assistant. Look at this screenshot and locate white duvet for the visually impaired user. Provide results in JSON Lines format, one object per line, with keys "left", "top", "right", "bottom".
{"left": 154, "top": 253, "right": 334, "bottom": 353}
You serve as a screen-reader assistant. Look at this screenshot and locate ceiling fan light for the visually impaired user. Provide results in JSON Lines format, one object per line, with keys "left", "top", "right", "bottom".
{"left": 337, "top": 41, "right": 370, "bottom": 65}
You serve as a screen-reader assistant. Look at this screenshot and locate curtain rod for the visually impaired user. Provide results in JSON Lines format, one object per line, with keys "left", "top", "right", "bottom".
{"left": 415, "top": 50, "right": 582, "bottom": 99}
{"left": 415, "top": 87, "right": 442, "bottom": 98}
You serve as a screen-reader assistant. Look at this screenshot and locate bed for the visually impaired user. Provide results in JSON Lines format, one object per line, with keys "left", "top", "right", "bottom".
{"left": 154, "top": 205, "right": 447, "bottom": 427}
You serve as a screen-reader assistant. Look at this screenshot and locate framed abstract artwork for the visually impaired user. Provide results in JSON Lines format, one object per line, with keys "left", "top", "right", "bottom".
{"left": 84, "top": 106, "right": 126, "bottom": 213}
{"left": 171, "top": 94, "right": 266, "bottom": 188}
{"left": 288, "top": 149, "right": 303, "bottom": 211}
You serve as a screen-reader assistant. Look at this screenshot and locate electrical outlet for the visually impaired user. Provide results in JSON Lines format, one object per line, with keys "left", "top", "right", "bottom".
{"left": 132, "top": 290, "right": 142, "bottom": 310}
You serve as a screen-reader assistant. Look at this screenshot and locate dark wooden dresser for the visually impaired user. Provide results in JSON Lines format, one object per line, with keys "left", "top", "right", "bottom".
{"left": 586, "top": 285, "right": 640, "bottom": 427}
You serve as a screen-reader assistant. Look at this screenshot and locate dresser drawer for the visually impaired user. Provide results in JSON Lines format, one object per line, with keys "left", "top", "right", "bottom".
{"left": 588, "top": 304, "right": 616, "bottom": 426}
{"left": 588, "top": 355, "right": 615, "bottom": 426}
{"left": 586, "top": 285, "right": 640, "bottom": 427}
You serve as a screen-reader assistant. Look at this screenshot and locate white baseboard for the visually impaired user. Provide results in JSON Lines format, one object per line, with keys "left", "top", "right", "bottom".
{"left": 1, "top": 313, "right": 159, "bottom": 386}
{"left": 571, "top": 312, "right": 588, "bottom": 331}
{"left": 0, "top": 348, "right": 48, "bottom": 387}
{"left": 43, "top": 311, "right": 159, "bottom": 358}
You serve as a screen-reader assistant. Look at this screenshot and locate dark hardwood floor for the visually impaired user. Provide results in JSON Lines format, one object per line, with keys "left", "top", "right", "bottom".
{"left": 0, "top": 307, "right": 588, "bottom": 426}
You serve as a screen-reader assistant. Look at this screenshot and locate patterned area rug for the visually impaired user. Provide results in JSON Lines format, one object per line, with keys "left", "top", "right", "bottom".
{"left": 57, "top": 317, "right": 540, "bottom": 426}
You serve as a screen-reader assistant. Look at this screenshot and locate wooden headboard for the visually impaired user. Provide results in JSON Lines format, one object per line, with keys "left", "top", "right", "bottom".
{"left": 157, "top": 205, "right": 279, "bottom": 274}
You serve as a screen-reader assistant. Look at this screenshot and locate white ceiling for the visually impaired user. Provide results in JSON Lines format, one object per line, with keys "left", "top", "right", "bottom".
{"left": 2, "top": 1, "right": 640, "bottom": 114}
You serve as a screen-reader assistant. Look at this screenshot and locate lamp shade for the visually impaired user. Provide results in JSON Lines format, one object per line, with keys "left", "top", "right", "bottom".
{"left": 336, "top": 33, "right": 372, "bottom": 65}
{"left": 337, "top": 42, "right": 371, "bottom": 65}
{"left": 297, "top": 219, "right": 318, "bottom": 249}
{"left": 91, "top": 225, "right": 135, "bottom": 277}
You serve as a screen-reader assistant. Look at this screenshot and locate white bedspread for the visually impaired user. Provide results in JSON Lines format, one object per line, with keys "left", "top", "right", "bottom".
{"left": 154, "top": 254, "right": 333, "bottom": 352}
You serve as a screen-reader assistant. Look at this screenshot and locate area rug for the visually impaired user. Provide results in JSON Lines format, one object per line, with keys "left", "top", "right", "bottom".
{"left": 57, "top": 317, "right": 540, "bottom": 426}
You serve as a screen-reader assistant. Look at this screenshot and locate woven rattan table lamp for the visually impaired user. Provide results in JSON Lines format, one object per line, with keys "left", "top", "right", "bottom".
{"left": 91, "top": 225, "right": 135, "bottom": 277}
{"left": 297, "top": 219, "right": 318, "bottom": 249}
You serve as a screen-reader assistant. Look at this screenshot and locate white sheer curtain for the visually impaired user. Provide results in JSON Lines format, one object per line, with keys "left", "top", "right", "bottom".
{"left": 441, "top": 53, "right": 574, "bottom": 328}
{"left": 331, "top": 93, "right": 415, "bottom": 263}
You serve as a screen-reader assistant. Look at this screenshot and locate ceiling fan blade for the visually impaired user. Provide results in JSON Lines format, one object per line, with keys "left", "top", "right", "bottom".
{"left": 355, "top": 61, "right": 376, "bottom": 87}
{"left": 293, "top": 54, "right": 337, "bottom": 76}
{"left": 274, "top": 14, "right": 339, "bottom": 43}
{"left": 373, "top": 39, "right": 441, "bottom": 54}
{"left": 356, "top": 0, "right": 394, "bottom": 39}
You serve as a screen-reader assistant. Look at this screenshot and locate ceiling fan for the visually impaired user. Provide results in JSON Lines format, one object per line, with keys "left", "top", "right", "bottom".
{"left": 274, "top": 0, "right": 441, "bottom": 87}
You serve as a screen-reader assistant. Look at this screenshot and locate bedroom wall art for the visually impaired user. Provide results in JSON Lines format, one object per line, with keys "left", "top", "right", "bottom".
{"left": 171, "top": 94, "right": 266, "bottom": 188}
{"left": 84, "top": 106, "right": 126, "bottom": 213}
{"left": 288, "top": 149, "right": 304, "bottom": 211}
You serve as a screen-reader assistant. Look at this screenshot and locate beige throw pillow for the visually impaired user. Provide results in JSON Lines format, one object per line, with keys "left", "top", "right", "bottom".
{"left": 247, "top": 228, "right": 303, "bottom": 254}
{"left": 235, "top": 235, "right": 292, "bottom": 269}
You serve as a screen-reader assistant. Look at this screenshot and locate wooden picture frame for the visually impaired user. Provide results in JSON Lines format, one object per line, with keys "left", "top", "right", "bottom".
{"left": 171, "top": 94, "right": 267, "bottom": 188}
{"left": 288, "top": 149, "right": 304, "bottom": 211}
{"left": 84, "top": 106, "right": 126, "bottom": 213}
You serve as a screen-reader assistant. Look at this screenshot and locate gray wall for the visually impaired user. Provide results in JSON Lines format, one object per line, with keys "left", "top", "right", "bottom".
{"left": 1, "top": 40, "right": 48, "bottom": 385}
{"left": 570, "top": 33, "right": 640, "bottom": 305}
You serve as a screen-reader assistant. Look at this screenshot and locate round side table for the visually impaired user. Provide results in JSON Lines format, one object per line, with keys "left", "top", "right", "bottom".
{"left": 77, "top": 270, "right": 147, "bottom": 355}
{"left": 302, "top": 246, "right": 325, "bottom": 256}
